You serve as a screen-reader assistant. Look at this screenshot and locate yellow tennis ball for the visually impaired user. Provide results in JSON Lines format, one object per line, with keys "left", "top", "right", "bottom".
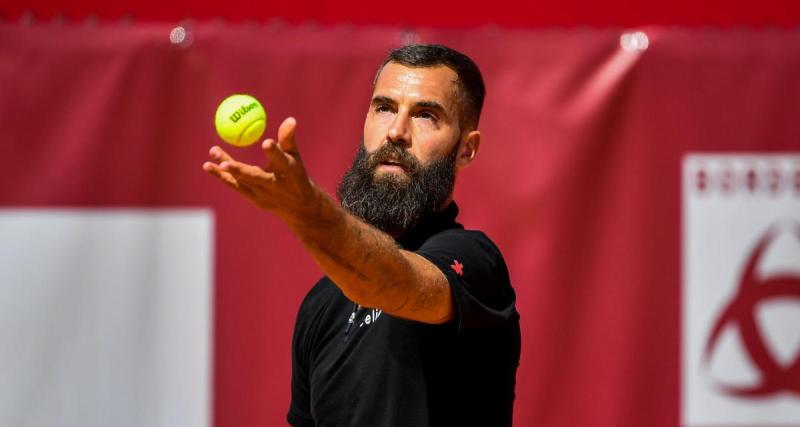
{"left": 214, "top": 94, "right": 267, "bottom": 147}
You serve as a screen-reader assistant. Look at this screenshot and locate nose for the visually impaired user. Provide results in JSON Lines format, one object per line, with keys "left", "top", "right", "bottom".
{"left": 387, "top": 110, "right": 410, "bottom": 146}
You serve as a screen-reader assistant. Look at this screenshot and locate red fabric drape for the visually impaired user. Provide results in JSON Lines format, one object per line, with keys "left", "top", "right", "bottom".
{"left": 2, "top": 23, "right": 799, "bottom": 426}
{"left": 4, "top": 0, "right": 800, "bottom": 26}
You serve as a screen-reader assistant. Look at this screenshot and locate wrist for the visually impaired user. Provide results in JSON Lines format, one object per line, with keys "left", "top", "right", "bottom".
{"left": 278, "top": 181, "right": 338, "bottom": 229}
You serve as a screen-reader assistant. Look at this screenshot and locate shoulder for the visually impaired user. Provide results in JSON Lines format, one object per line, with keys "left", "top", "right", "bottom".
{"left": 417, "top": 228, "right": 508, "bottom": 282}
{"left": 429, "top": 228, "right": 502, "bottom": 252}
{"left": 294, "top": 277, "right": 342, "bottom": 335}
{"left": 297, "top": 277, "right": 339, "bottom": 317}
{"left": 416, "top": 228, "right": 516, "bottom": 330}
{"left": 301, "top": 276, "right": 338, "bottom": 305}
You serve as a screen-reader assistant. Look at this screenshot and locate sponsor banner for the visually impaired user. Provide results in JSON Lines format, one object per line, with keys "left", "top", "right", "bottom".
{"left": 0, "top": 210, "right": 213, "bottom": 427}
{"left": 683, "top": 154, "right": 800, "bottom": 426}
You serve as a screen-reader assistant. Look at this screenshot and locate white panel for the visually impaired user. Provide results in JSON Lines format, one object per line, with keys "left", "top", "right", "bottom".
{"left": 682, "top": 155, "right": 800, "bottom": 426}
{"left": 0, "top": 210, "right": 213, "bottom": 427}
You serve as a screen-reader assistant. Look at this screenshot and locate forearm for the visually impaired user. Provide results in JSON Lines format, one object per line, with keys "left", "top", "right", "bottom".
{"left": 202, "top": 118, "right": 452, "bottom": 323}
{"left": 279, "top": 183, "right": 453, "bottom": 324}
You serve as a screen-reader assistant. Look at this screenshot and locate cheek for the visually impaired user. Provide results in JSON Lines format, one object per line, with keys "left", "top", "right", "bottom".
{"left": 415, "top": 133, "right": 459, "bottom": 165}
{"left": 363, "top": 114, "right": 392, "bottom": 149}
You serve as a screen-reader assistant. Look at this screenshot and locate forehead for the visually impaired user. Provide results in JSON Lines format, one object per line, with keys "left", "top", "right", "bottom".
{"left": 373, "top": 62, "right": 459, "bottom": 107}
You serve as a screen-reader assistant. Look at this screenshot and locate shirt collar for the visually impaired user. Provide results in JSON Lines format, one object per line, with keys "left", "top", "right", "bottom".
{"left": 397, "top": 201, "right": 462, "bottom": 250}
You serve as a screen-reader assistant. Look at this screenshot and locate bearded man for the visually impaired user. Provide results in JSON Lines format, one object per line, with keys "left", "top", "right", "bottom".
{"left": 203, "top": 44, "right": 520, "bottom": 427}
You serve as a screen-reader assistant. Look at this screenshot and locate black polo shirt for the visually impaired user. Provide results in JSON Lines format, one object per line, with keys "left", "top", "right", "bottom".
{"left": 287, "top": 202, "right": 521, "bottom": 427}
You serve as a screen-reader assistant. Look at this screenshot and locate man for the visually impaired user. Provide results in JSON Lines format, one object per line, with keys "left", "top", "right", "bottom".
{"left": 203, "top": 44, "right": 520, "bottom": 426}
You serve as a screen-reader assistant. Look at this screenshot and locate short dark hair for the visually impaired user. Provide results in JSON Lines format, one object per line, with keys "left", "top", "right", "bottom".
{"left": 375, "top": 44, "right": 486, "bottom": 129}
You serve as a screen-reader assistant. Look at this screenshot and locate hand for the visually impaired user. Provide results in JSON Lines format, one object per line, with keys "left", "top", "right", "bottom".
{"left": 203, "top": 117, "right": 317, "bottom": 216}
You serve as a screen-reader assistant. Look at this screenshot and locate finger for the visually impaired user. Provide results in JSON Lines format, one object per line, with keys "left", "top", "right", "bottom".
{"left": 204, "top": 161, "right": 243, "bottom": 188}
{"left": 209, "top": 146, "right": 235, "bottom": 163}
{"left": 204, "top": 162, "right": 258, "bottom": 197}
{"left": 277, "top": 117, "right": 298, "bottom": 155}
{"left": 262, "top": 139, "right": 291, "bottom": 172}
{"left": 220, "top": 160, "right": 276, "bottom": 188}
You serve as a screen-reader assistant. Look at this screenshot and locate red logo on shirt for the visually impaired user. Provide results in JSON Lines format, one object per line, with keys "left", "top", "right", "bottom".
{"left": 450, "top": 260, "right": 464, "bottom": 276}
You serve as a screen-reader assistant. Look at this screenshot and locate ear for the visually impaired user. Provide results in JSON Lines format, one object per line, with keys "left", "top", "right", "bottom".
{"left": 456, "top": 130, "right": 480, "bottom": 169}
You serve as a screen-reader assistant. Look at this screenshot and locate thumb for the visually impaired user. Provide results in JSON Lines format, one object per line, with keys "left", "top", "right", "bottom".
{"left": 277, "top": 117, "right": 298, "bottom": 155}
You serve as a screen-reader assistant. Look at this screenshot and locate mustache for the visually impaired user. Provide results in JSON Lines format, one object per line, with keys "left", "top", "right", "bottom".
{"left": 366, "top": 144, "right": 422, "bottom": 174}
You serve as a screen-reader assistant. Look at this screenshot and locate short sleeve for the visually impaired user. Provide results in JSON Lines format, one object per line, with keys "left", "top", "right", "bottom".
{"left": 415, "top": 229, "right": 517, "bottom": 332}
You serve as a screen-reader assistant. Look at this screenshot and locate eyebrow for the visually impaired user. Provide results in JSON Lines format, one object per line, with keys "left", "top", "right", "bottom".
{"left": 371, "top": 95, "right": 449, "bottom": 119}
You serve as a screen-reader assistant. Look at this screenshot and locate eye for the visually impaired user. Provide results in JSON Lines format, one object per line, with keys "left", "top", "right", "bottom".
{"left": 417, "top": 110, "right": 438, "bottom": 121}
{"left": 375, "top": 104, "right": 393, "bottom": 113}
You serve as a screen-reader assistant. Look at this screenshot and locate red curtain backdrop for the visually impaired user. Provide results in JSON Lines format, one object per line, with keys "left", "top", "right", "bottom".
{"left": 4, "top": 0, "right": 800, "bottom": 26}
{"left": 2, "top": 23, "right": 799, "bottom": 426}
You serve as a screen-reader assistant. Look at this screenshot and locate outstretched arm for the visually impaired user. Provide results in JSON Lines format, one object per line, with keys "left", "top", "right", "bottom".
{"left": 202, "top": 117, "right": 453, "bottom": 324}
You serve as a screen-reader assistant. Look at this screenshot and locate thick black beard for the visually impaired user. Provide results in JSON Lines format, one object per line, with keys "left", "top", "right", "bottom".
{"left": 336, "top": 142, "right": 458, "bottom": 237}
